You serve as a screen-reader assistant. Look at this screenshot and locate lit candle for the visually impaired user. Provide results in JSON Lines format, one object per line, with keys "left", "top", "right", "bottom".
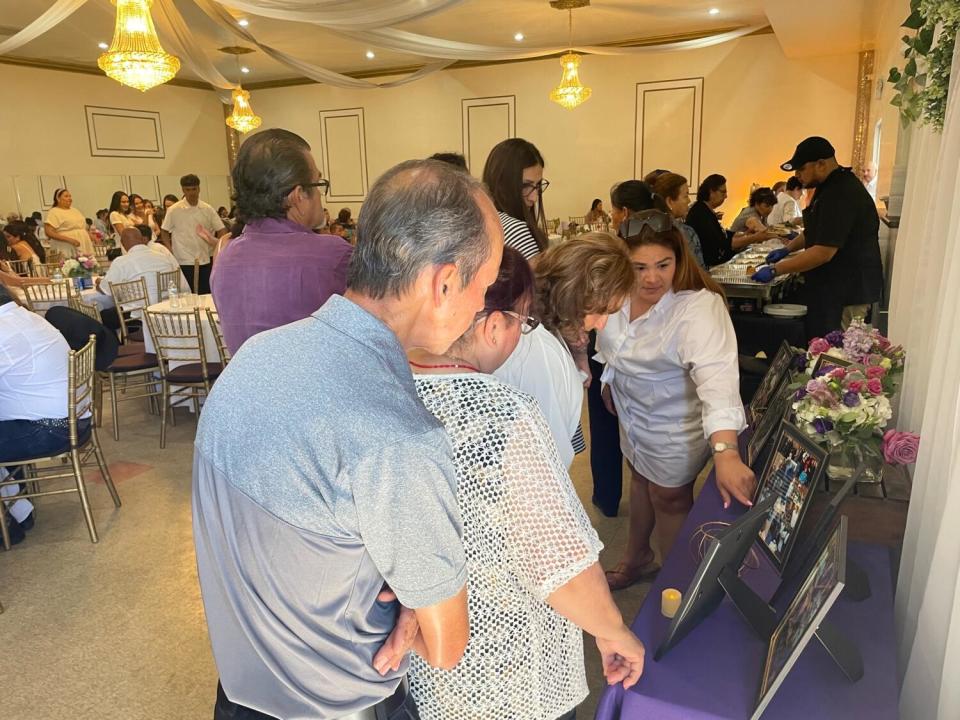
{"left": 661, "top": 588, "right": 682, "bottom": 618}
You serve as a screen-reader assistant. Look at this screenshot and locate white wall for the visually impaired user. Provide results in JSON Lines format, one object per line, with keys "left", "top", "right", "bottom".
{"left": 250, "top": 34, "right": 859, "bottom": 220}
{"left": 0, "top": 64, "right": 231, "bottom": 216}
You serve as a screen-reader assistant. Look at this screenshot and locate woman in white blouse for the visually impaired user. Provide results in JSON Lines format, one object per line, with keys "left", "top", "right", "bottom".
{"left": 108, "top": 190, "right": 136, "bottom": 240}
{"left": 44, "top": 188, "right": 93, "bottom": 258}
{"left": 388, "top": 247, "right": 645, "bottom": 720}
{"left": 494, "top": 233, "right": 634, "bottom": 468}
{"left": 598, "top": 209, "right": 756, "bottom": 591}
{"left": 482, "top": 138, "right": 551, "bottom": 260}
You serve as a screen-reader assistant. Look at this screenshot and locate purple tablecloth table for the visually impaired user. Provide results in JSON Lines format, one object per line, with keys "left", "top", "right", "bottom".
{"left": 595, "top": 477, "right": 899, "bottom": 720}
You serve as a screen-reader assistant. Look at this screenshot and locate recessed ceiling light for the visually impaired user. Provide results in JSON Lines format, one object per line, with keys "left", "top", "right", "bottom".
{"left": 240, "top": 66, "right": 250, "bottom": 74}
{"left": 366, "top": 50, "right": 376, "bottom": 59}
{"left": 98, "top": 41, "right": 108, "bottom": 49}
{"left": 238, "top": 18, "right": 249, "bottom": 27}
{"left": 708, "top": 7, "right": 720, "bottom": 15}
{"left": 514, "top": 32, "right": 525, "bottom": 41}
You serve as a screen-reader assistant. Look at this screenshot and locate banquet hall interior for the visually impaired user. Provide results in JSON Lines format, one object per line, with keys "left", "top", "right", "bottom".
{"left": 2, "top": 0, "right": 959, "bottom": 718}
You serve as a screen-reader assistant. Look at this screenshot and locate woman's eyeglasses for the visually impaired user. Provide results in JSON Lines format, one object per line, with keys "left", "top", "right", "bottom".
{"left": 618, "top": 209, "right": 673, "bottom": 240}
{"left": 521, "top": 179, "right": 550, "bottom": 196}
{"left": 502, "top": 310, "right": 540, "bottom": 334}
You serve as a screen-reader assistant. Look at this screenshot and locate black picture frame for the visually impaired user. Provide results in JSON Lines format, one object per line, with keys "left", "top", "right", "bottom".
{"left": 752, "top": 518, "right": 848, "bottom": 720}
{"left": 753, "top": 423, "right": 828, "bottom": 574}
{"left": 749, "top": 341, "right": 795, "bottom": 423}
{"left": 810, "top": 353, "right": 852, "bottom": 379}
{"left": 747, "top": 374, "right": 796, "bottom": 467}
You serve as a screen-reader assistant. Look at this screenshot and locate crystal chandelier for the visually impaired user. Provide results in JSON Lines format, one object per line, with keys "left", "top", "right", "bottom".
{"left": 226, "top": 87, "right": 262, "bottom": 134}
{"left": 550, "top": 9, "right": 592, "bottom": 110}
{"left": 98, "top": 0, "right": 181, "bottom": 92}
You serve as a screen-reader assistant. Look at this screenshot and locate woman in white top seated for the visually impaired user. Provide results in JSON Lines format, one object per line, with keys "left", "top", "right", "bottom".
{"left": 397, "top": 247, "right": 645, "bottom": 720}
{"left": 44, "top": 188, "right": 93, "bottom": 258}
{"left": 483, "top": 138, "right": 551, "bottom": 260}
{"left": 598, "top": 209, "right": 756, "bottom": 590}
{"left": 495, "top": 233, "right": 634, "bottom": 468}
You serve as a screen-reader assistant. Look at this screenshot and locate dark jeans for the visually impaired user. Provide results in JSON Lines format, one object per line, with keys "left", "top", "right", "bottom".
{"left": 182, "top": 262, "right": 212, "bottom": 295}
{"left": 586, "top": 331, "right": 623, "bottom": 516}
{"left": 0, "top": 418, "right": 89, "bottom": 462}
{"left": 213, "top": 681, "right": 421, "bottom": 720}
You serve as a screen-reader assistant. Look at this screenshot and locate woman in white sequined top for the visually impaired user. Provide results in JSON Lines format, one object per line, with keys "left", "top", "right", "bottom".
{"left": 378, "top": 247, "right": 645, "bottom": 720}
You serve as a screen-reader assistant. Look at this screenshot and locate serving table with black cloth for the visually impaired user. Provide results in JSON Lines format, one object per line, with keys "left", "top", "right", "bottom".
{"left": 731, "top": 312, "right": 807, "bottom": 358}
{"left": 594, "top": 471, "right": 899, "bottom": 719}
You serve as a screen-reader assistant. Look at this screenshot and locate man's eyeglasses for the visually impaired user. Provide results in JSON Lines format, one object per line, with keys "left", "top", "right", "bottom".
{"left": 521, "top": 179, "right": 550, "bottom": 196}
{"left": 291, "top": 179, "right": 331, "bottom": 197}
{"left": 502, "top": 310, "right": 540, "bottom": 334}
{"left": 618, "top": 209, "right": 673, "bottom": 240}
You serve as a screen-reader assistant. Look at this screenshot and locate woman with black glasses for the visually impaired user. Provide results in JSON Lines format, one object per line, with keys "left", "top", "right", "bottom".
{"left": 597, "top": 210, "right": 755, "bottom": 591}
{"left": 482, "top": 138, "right": 550, "bottom": 260}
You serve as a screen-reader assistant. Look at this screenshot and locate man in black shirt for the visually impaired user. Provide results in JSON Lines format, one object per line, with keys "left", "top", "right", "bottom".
{"left": 752, "top": 137, "right": 882, "bottom": 339}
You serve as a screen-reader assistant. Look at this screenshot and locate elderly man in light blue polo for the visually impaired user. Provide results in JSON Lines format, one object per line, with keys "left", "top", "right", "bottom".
{"left": 193, "top": 158, "right": 504, "bottom": 720}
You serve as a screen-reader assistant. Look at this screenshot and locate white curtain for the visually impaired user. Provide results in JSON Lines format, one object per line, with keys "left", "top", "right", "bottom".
{"left": 213, "top": 0, "right": 465, "bottom": 29}
{"left": 0, "top": 0, "right": 88, "bottom": 55}
{"left": 892, "top": 31, "right": 960, "bottom": 720}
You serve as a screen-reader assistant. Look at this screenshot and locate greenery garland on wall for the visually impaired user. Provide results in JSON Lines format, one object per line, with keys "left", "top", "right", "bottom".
{"left": 888, "top": 0, "right": 960, "bottom": 130}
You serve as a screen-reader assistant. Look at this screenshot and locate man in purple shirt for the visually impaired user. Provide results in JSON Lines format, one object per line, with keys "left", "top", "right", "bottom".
{"left": 211, "top": 129, "right": 352, "bottom": 354}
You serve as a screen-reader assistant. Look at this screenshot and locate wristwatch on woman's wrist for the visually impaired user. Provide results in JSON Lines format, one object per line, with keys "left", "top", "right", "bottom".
{"left": 712, "top": 441, "right": 738, "bottom": 455}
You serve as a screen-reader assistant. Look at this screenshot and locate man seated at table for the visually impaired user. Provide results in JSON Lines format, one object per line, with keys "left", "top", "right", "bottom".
{"left": 0, "top": 284, "right": 72, "bottom": 544}
{"left": 137, "top": 223, "right": 175, "bottom": 259}
{"left": 97, "top": 227, "right": 188, "bottom": 329}
{"left": 211, "top": 128, "right": 352, "bottom": 355}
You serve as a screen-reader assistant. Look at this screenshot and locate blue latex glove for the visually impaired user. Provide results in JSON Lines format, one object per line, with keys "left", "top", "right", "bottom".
{"left": 752, "top": 266, "right": 776, "bottom": 283}
{"left": 785, "top": 231, "right": 799, "bottom": 241}
{"left": 766, "top": 247, "right": 790, "bottom": 264}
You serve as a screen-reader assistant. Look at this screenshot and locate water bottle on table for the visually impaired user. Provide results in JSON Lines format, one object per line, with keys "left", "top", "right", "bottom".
{"left": 168, "top": 280, "right": 181, "bottom": 308}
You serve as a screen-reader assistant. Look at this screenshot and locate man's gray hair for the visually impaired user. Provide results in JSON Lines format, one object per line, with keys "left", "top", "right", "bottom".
{"left": 348, "top": 159, "right": 493, "bottom": 299}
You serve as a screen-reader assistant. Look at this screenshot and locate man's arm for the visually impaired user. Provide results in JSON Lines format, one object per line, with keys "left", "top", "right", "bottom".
{"left": 160, "top": 229, "right": 172, "bottom": 247}
{"left": 774, "top": 244, "right": 837, "bottom": 274}
{"left": 411, "top": 586, "right": 469, "bottom": 670}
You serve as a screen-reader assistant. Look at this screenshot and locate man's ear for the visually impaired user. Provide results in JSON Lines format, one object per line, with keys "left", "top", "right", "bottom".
{"left": 431, "top": 263, "right": 460, "bottom": 307}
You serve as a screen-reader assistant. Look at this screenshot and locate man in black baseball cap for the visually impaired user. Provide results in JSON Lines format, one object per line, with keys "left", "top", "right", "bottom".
{"left": 751, "top": 136, "right": 882, "bottom": 339}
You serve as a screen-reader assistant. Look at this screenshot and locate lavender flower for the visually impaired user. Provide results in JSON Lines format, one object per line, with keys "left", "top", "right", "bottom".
{"left": 842, "top": 391, "right": 860, "bottom": 407}
{"left": 812, "top": 417, "right": 834, "bottom": 434}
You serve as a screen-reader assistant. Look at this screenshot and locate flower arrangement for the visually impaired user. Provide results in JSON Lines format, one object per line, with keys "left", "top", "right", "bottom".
{"left": 792, "top": 367, "right": 894, "bottom": 447}
{"left": 804, "top": 319, "right": 905, "bottom": 395}
{"left": 882, "top": 430, "right": 921, "bottom": 466}
{"left": 61, "top": 254, "right": 100, "bottom": 278}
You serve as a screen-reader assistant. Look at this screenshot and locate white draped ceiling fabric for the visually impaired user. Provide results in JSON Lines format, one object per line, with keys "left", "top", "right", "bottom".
{"left": 890, "top": 32, "right": 960, "bottom": 720}
{"left": 0, "top": 0, "right": 765, "bottom": 95}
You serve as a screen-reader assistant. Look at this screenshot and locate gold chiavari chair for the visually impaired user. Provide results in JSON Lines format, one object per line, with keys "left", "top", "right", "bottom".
{"left": 145, "top": 307, "right": 224, "bottom": 448}
{"left": 31, "top": 261, "right": 64, "bottom": 278}
{"left": 192, "top": 257, "right": 200, "bottom": 294}
{"left": 68, "top": 295, "right": 103, "bottom": 323}
{"left": 206, "top": 307, "right": 231, "bottom": 366}
{"left": 0, "top": 336, "right": 120, "bottom": 549}
{"left": 22, "top": 280, "right": 75, "bottom": 315}
{"left": 5, "top": 259, "right": 32, "bottom": 276}
{"left": 568, "top": 215, "right": 586, "bottom": 227}
{"left": 157, "top": 269, "right": 184, "bottom": 301}
{"left": 110, "top": 277, "right": 149, "bottom": 345}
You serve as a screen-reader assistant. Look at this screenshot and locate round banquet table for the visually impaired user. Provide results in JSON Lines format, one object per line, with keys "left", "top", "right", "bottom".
{"left": 81, "top": 287, "right": 115, "bottom": 311}
{"left": 143, "top": 293, "right": 221, "bottom": 365}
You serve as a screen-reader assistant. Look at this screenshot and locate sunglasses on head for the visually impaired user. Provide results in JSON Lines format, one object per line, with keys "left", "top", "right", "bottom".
{"left": 618, "top": 209, "right": 674, "bottom": 240}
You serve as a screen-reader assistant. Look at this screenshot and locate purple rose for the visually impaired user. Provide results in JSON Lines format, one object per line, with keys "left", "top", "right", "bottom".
{"left": 794, "top": 388, "right": 808, "bottom": 400}
{"left": 791, "top": 353, "right": 808, "bottom": 372}
{"left": 842, "top": 391, "right": 860, "bottom": 407}
{"left": 812, "top": 417, "right": 834, "bottom": 434}
{"left": 882, "top": 430, "right": 920, "bottom": 465}
{"left": 825, "top": 330, "right": 845, "bottom": 347}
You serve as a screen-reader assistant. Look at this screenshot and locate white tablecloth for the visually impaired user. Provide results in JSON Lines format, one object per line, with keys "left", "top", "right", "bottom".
{"left": 143, "top": 294, "right": 221, "bottom": 365}
{"left": 81, "top": 288, "right": 115, "bottom": 310}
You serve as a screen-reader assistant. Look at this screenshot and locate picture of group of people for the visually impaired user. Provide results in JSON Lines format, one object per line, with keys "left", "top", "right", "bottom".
{"left": 756, "top": 428, "right": 825, "bottom": 570}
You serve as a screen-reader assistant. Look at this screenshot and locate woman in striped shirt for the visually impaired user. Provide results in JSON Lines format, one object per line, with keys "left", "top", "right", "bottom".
{"left": 482, "top": 138, "right": 550, "bottom": 260}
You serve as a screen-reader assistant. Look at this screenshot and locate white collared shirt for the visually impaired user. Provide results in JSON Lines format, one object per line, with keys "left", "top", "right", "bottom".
{"left": 769, "top": 192, "right": 801, "bottom": 226}
{"left": 0, "top": 302, "right": 70, "bottom": 421}
{"left": 161, "top": 198, "right": 225, "bottom": 265}
{"left": 493, "top": 324, "right": 583, "bottom": 468}
{"left": 595, "top": 289, "right": 745, "bottom": 483}
{"left": 100, "top": 243, "right": 187, "bottom": 306}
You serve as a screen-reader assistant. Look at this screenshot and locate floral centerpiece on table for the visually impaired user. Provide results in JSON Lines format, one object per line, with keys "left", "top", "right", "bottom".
{"left": 790, "top": 321, "right": 916, "bottom": 480}
{"left": 60, "top": 254, "right": 101, "bottom": 289}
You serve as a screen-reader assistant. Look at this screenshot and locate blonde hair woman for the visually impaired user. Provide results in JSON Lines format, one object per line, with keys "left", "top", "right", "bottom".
{"left": 598, "top": 210, "right": 755, "bottom": 590}
{"left": 495, "top": 233, "right": 635, "bottom": 468}
{"left": 44, "top": 188, "right": 93, "bottom": 259}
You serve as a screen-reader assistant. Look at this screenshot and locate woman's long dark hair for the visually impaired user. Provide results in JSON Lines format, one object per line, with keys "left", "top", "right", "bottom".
{"left": 109, "top": 190, "right": 129, "bottom": 215}
{"left": 3, "top": 221, "right": 45, "bottom": 262}
{"left": 610, "top": 180, "right": 668, "bottom": 213}
{"left": 482, "top": 138, "right": 548, "bottom": 252}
